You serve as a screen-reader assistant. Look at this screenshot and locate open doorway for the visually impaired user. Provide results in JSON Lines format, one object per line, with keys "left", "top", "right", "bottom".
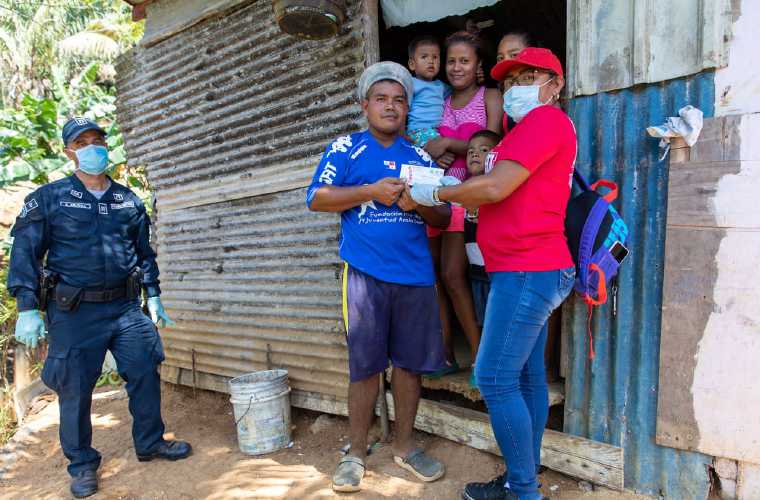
{"left": 379, "top": 0, "right": 566, "bottom": 88}
{"left": 377, "top": 0, "right": 568, "bottom": 423}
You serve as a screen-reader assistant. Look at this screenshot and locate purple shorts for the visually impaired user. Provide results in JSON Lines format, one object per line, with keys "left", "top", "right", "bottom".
{"left": 342, "top": 264, "right": 446, "bottom": 382}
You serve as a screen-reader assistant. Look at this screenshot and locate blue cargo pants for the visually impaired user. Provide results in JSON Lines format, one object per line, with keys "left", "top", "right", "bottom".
{"left": 42, "top": 298, "right": 166, "bottom": 476}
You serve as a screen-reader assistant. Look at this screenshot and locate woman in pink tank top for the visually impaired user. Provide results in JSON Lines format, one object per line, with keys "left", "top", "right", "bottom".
{"left": 421, "top": 31, "right": 503, "bottom": 385}
{"left": 438, "top": 86, "right": 489, "bottom": 180}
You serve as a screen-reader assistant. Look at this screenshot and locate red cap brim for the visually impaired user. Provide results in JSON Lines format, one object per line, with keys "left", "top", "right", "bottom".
{"left": 490, "top": 48, "right": 564, "bottom": 81}
{"left": 491, "top": 59, "right": 531, "bottom": 81}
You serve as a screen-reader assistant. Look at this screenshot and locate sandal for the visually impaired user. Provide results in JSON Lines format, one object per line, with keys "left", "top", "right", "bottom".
{"left": 424, "top": 360, "right": 460, "bottom": 380}
{"left": 393, "top": 448, "right": 445, "bottom": 482}
{"left": 332, "top": 455, "right": 365, "bottom": 492}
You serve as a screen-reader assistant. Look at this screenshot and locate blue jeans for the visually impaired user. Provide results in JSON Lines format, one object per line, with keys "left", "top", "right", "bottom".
{"left": 474, "top": 268, "right": 575, "bottom": 500}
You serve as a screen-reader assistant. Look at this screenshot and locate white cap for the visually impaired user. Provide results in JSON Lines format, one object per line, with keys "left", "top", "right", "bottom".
{"left": 357, "top": 61, "right": 414, "bottom": 104}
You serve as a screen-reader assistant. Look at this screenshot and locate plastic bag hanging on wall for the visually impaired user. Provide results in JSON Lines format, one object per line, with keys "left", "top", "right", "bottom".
{"left": 647, "top": 105, "right": 704, "bottom": 161}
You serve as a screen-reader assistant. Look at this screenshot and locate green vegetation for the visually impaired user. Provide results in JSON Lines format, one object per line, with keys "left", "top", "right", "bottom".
{"left": 0, "top": 0, "right": 144, "bottom": 445}
{"left": 0, "top": 265, "right": 17, "bottom": 445}
{"left": 0, "top": 0, "right": 144, "bottom": 188}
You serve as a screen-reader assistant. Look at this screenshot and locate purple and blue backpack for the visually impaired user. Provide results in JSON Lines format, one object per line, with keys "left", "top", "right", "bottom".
{"left": 565, "top": 170, "right": 629, "bottom": 358}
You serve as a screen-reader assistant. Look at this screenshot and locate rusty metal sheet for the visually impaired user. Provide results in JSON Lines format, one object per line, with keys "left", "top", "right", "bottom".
{"left": 114, "top": 0, "right": 368, "bottom": 398}
{"left": 141, "top": 0, "right": 252, "bottom": 47}
{"left": 567, "top": 0, "right": 732, "bottom": 96}
{"left": 155, "top": 187, "right": 348, "bottom": 397}
{"left": 115, "top": 0, "right": 367, "bottom": 213}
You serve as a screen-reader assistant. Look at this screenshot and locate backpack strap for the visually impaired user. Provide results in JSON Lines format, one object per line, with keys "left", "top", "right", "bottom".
{"left": 584, "top": 263, "right": 608, "bottom": 306}
{"left": 582, "top": 264, "right": 608, "bottom": 361}
{"left": 577, "top": 198, "right": 610, "bottom": 292}
{"left": 572, "top": 169, "right": 592, "bottom": 192}
{"left": 590, "top": 179, "right": 618, "bottom": 202}
{"left": 586, "top": 303, "right": 596, "bottom": 360}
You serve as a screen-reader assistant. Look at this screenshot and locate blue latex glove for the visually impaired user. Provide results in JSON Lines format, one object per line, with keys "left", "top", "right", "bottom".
{"left": 15, "top": 310, "right": 46, "bottom": 348}
{"left": 409, "top": 184, "right": 443, "bottom": 207}
{"left": 147, "top": 297, "right": 176, "bottom": 328}
{"left": 438, "top": 175, "right": 462, "bottom": 187}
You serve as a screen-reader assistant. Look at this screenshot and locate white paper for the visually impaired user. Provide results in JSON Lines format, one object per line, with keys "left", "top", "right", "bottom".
{"left": 399, "top": 164, "right": 444, "bottom": 186}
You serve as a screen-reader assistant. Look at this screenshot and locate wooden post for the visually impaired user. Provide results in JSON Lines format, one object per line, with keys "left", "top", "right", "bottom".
{"left": 12, "top": 344, "right": 33, "bottom": 421}
{"left": 13, "top": 345, "right": 32, "bottom": 392}
{"left": 361, "top": 0, "right": 380, "bottom": 67}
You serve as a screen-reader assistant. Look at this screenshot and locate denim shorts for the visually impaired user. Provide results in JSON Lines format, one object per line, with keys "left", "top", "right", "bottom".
{"left": 342, "top": 264, "right": 446, "bottom": 382}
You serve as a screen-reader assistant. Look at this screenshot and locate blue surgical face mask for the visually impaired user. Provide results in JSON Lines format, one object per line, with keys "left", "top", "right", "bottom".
{"left": 74, "top": 145, "right": 109, "bottom": 175}
{"left": 502, "top": 78, "right": 554, "bottom": 122}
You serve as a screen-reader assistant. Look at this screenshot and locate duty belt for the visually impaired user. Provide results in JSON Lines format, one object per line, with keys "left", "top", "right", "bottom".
{"left": 79, "top": 287, "right": 127, "bottom": 302}
{"left": 51, "top": 284, "right": 127, "bottom": 303}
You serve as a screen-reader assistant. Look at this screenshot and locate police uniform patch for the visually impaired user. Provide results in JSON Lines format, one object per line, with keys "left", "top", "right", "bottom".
{"left": 17, "top": 199, "right": 37, "bottom": 219}
{"left": 98, "top": 203, "right": 108, "bottom": 215}
{"left": 60, "top": 201, "right": 91, "bottom": 209}
{"left": 70, "top": 189, "right": 83, "bottom": 199}
{"left": 110, "top": 201, "right": 135, "bottom": 210}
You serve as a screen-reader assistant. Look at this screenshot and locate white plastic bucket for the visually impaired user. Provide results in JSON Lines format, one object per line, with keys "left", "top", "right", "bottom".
{"left": 229, "top": 369, "right": 291, "bottom": 455}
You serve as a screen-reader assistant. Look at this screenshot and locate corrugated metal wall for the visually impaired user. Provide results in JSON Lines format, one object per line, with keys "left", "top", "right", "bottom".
{"left": 115, "top": 0, "right": 368, "bottom": 397}
{"left": 116, "top": 0, "right": 367, "bottom": 212}
{"left": 563, "top": 72, "right": 716, "bottom": 499}
{"left": 157, "top": 188, "right": 346, "bottom": 396}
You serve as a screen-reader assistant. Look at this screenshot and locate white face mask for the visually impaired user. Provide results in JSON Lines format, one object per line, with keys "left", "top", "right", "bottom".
{"left": 502, "top": 78, "right": 554, "bottom": 122}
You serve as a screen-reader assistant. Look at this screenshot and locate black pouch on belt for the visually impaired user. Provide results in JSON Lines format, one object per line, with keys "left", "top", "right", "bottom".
{"left": 126, "top": 268, "right": 144, "bottom": 299}
{"left": 55, "top": 283, "right": 84, "bottom": 312}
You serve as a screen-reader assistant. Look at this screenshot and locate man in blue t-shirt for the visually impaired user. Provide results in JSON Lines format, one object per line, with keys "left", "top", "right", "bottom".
{"left": 307, "top": 61, "right": 451, "bottom": 493}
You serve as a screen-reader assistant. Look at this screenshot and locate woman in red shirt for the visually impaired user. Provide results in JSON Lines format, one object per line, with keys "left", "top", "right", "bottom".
{"left": 411, "top": 48, "right": 576, "bottom": 500}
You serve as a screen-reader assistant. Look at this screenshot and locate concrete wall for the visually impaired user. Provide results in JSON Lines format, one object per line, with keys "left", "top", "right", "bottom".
{"left": 714, "top": 0, "right": 760, "bottom": 117}
{"left": 705, "top": 1, "right": 760, "bottom": 498}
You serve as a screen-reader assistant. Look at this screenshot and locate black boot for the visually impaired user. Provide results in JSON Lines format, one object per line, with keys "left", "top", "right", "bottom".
{"left": 70, "top": 470, "right": 98, "bottom": 498}
{"left": 137, "top": 440, "right": 192, "bottom": 462}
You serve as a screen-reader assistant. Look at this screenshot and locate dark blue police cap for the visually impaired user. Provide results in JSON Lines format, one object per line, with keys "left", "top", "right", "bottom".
{"left": 62, "top": 117, "right": 107, "bottom": 146}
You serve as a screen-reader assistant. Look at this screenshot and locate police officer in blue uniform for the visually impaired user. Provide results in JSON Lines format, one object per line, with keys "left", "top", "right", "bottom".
{"left": 7, "top": 117, "right": 192, "bottom": 498}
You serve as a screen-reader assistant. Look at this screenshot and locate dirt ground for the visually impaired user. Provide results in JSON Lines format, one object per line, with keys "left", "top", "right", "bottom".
{"left": 0, "top": 384, "right": 650, "bottom": 500}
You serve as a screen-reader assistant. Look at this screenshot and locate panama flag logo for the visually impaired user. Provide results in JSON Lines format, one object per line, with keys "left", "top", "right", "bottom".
{"left": 383, "top": 160, "right": 396, "bottom": 170}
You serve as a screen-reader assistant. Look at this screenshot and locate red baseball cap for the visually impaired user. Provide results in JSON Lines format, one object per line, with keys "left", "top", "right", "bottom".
{"left": 490, "top": 47, "right": 564, "bottom": 81}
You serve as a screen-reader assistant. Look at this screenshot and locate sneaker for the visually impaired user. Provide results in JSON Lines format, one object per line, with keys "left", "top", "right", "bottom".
{"left": 462, "top": 472, "right": 511, "bottom": 500}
